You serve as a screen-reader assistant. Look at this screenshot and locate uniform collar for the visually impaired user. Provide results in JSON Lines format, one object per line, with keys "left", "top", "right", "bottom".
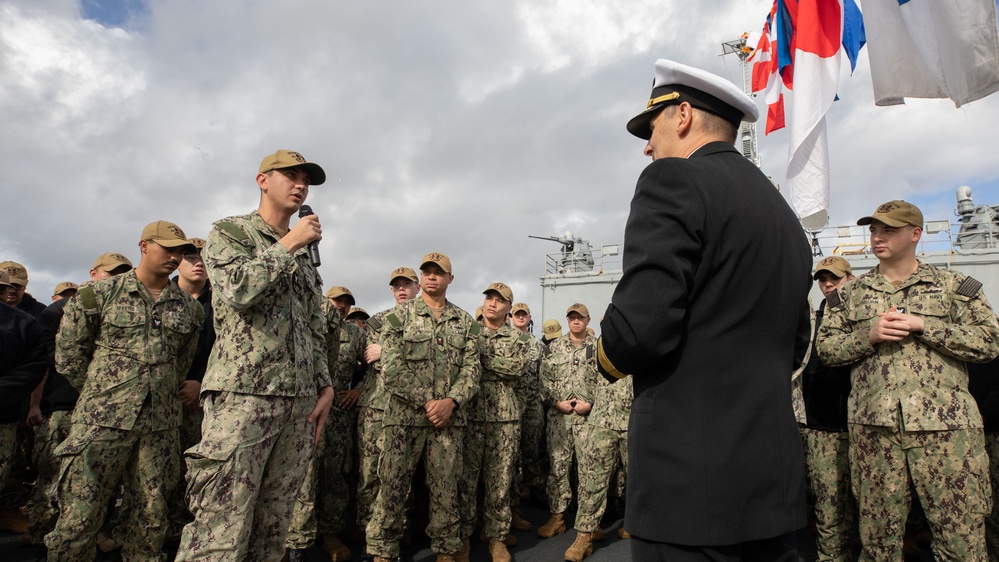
{"left": 862, "top": 261, "right": 936, "bottom": 292}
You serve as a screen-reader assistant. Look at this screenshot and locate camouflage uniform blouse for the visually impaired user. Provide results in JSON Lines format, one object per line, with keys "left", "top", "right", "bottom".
{"left": 817, "top": 262, "right": 999, "bottom": 431}
{"left": 540, "top": 334, "right": 599, "bottom": 426}
{"left": 588, "top": 374, "right": 633, "bottom": 432}
{"left": 357, "top": 308, "right": 391, "bottom": 410}
{"left": 379, "top": 298, "right": 481, "bottom": 427}
{"left": 56, "top": 271, "right": 202, "bottom": 431}
{"left": 468, "top": 323, "right": 531, "bottom": 423}
{"left": 202, "top": 211, "right": 331, "bottom": 397}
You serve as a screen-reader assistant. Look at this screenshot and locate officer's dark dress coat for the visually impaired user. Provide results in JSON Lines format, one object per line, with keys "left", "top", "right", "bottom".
{"left": 599, "top": 141, "right": 812, "bottom": 545}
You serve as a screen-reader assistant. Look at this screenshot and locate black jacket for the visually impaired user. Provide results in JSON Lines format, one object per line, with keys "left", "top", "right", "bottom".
{"left": 36, "top": 299, "right": 79, "bottom": 414}
{"left": 802, "top": 301, "right": 852, "bottom": 431}
{"left": 17, "top": 292, "right": 47, "bottom": 319}
{"left": 599, "top": 142, "right": 811, "bottom": 545}
{"left": 0, "top": 302, "right": 47, "bottom": 421}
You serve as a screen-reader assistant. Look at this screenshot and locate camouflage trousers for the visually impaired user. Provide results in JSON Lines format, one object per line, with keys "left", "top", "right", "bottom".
{"left": 366, "top": 422, "right": 463, "bottom": 558}
{"left": 286, "top": 404, "right": 357, "bottom": 548}
{"left": 44, "top": 415, "right": 180, "bottom": 562}
{"left": 25, "top": 410, "right": 73, "bottom": 544}
{"left": 546, "top": 412, "right": 587, "bottom": 513}
{"left": 801, "top": 427, "right": 856, "bottom": 562}
{"left": 175, "top": 392, "right": 316, "bottom": 562}
{"left": 574, "top": 424, "right": 627, "bottom": 532}
{"left": 459, "top": 420, "right": 520, "bottom": 540}
{"left": 355, "top": 406, "right": 385, "bottom": 530}
{"left": 165, "top": 406, "right": 204, "bottom": 541}
{"left": 850, "top": 422, "right": 992, "bottom": 562}
{"left": 985, "top": 432, "right": 999, "bottom": 562}
{"left": 0, "top": 422, "right": 15, "bottom": 494}
{"left": 518, "top": 398, "right": 546, "bottom": 491}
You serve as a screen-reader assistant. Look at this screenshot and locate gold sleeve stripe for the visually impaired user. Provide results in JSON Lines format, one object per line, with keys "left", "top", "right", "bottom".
{"left": 597, "top": 337, "right": 629, "bottom": 380}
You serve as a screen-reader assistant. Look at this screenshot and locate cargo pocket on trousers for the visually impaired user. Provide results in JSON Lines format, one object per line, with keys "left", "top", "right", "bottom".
{"left": 183, "top": 395, "right": 240, "bottom": 515}
{"left": 51, "top": 426, "right": 97, "bottom": 507}
{"left": 970, "top": 448, "right": 993, "bottom": 517}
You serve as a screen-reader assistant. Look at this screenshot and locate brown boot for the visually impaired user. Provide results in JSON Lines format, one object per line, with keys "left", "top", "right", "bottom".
{"left": 511, "top": 509, "right": 532, "bottom": 532}
{"left": 320, "top": 534, "right": 352, "bottom": 561}
{"left": 591, "top": 528, "right": 605, "bottom": 542}
{"left": 489, "top": 539, "right": 512, "bottom": 562}
{"left": 617, "top": 527, "right": 631, "bottom": 539}
{"left": 537, "top": 512, "right": 566, "bottom": 538}
{"left": 454, "top": 538, "right": 471, "bottom": 562}
{"left": 564, "top": 531, "right": 594, "bottom": 562}
{"left": 478, "top": 528, "right": 517, "bottom": 546}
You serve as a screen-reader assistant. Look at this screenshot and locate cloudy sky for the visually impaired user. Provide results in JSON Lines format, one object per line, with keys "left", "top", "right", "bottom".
{"left": 2, "top": 0, "right": 998, "bottom": 321}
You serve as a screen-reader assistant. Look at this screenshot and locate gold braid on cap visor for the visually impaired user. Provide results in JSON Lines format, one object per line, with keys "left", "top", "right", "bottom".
{"left": 646, "top": 91, "right": 680, "bottom": 109}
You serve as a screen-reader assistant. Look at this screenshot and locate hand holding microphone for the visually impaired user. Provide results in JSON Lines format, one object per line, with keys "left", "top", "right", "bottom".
{"left": 280, "top": 205, "right": 322, "bottom": 265}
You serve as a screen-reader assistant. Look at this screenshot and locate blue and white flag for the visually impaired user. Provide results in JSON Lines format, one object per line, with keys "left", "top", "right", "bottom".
{"left": 863, "top": 0, "right": 999, "bottom": 107}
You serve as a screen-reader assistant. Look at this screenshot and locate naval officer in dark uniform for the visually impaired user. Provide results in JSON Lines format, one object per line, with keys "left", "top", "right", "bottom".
{"left": 597, "top": 59, "right": 812, "bottom": 561}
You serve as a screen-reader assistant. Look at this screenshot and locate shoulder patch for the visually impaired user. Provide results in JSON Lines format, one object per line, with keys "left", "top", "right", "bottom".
{"left": 386, "top": 312, "right": 402, "bottom": 329}
{"left": 78, "top": 286, "right": 98, "bottom": 311}
{"left": 518, "top": 333, "right": 530, "bottom": 343}
{"left": 194, "top": 304, "right": 205, "bottom": 323}
{"left": 826, "top": 289, "right": 842, "bottom": 309}
{"left": 468, "top": 322, "right": 481, "bottom": 337}
{"left": 957, "top": 276, "right": 984, "bottom": 298}
{"left": 216, "top": 221, "right": 249, "bottom": 242}
{"left": 367, "top": 317, "right": 383, "bottom": 333}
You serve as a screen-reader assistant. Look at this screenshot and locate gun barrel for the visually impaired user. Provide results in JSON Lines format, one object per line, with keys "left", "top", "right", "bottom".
{"left": 528, "top": 235, "right": 561, "bottom": 242}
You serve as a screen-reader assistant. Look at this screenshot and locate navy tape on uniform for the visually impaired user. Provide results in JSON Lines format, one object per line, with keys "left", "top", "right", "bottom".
{"left": 957, "top": 277, "right": 983, "bottom": 298}
{"left": 826, "top": 289, "right": 842, "bottom": 309}
{"left": 367, "top": 317, "right": 383, "bottom": 332}
{"left": 386, "top": 312, "right": 402, "bottom": 329}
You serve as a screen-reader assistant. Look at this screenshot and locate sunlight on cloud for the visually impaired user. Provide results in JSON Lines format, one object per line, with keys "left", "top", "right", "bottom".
{"left": 0, "top": 4, "right": 146, "bottom": 135}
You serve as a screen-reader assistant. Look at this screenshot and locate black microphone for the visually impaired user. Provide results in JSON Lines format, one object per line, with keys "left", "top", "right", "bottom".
{"left": 298, "top": 205, "right": 321, "bottom": 267}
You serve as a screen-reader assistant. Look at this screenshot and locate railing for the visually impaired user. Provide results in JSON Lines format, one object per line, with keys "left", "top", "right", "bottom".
{"left": 808, "top": 217, "right": 999, "bottom": 258}
{"left": 542, "top": 244, "right": 625, "bottom": 276}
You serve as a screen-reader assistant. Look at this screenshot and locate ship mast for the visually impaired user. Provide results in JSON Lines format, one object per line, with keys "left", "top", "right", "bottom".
{"left": 721, "top": 35, "right": 760, "bottom": 167}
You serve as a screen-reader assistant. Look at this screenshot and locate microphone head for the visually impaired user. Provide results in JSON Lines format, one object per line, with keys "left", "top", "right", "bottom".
{"left": 298, "top": 205, "right": 314, "bottom": 218}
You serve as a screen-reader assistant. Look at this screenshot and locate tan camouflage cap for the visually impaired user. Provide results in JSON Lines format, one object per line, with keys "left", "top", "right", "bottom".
{"left": 512, "top": 302, "right": 531, "bottom": 315}
{"left": 189, "top": 238, "right": 206, "bottom": 251}
{"left": 857, "top": 200, "right": 923, "bottom": 229}
{"left": 389, "top": 266, "right": 418, "bottom": 284}
{"left": 475, "top": 306, "right": 484, "bottom": 320}
{"left": 0, "top": 261, "right": 28, "bottom": 286}
{"left": 324, "top": 286, "right": 356, "bottom": 305}
{"left": 53, "top": 281, "right": 80, "bottom": 297}
{"left": 420, "top": 252, "right": 452, "bottom": 274}
{"left": 543, "top": 319, "right": 562, "bottom": 337}
{"left": 92, "top": 252, "right": 134, "bottom": 273}
{"left": 346, "top": 306, "right": 369, "bottom": 320}
{"left": 813, "top": 256, "right": 853, "bottom": 279}
{"left": 258, "top": 149, "right": 327, "bottom": 186}
{"left": 566, "top": 303, "right": 590, "bottom": 317}
{"left": 141, "top": 221, "right": 195, "bottom": 248}
{"left": 0, "top": 269, "right": 11, "bottom": 288}
{"left": 482, "top": 282, "right": 513, "bottom": 303}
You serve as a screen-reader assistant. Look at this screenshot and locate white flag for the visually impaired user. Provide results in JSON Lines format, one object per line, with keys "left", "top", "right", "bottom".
{"left": 863, "top": 0, "right": 999, "bottom": 107}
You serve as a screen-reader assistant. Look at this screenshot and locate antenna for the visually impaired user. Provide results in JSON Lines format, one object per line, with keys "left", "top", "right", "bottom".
{"left": 721, "top": 35, "right": 760, "bottom": 167}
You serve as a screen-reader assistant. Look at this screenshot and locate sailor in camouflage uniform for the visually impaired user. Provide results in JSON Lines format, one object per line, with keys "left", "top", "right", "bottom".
{"left": 356, "top": 267, "right": 421, "bottom": 541}
{"left": 24, "top": 252, "right": 133, "bottom": 547}
{"left": 510, "top": 302, "right": 545, "bottom": 531}
{"left": 537, "top": 303, "right": 598, "bottom": 539}
{"left": 175, "top": 150, "right": 334, "bottom": 562}
{"left": 457, "top": 283, "right": 531, "bottom": 562}
{"left": 287, "top": 286, "right": 362, "bottom": 560}
{"left": 566, "top": 372, "right": 633, "bottom": 561}
{"left": 365, "top": 253, "right": 480, "bottom": 562}
{"left": 284, "top": 297, "right": 341, "bottom": 560}
{"left": 818, "top": 201, "right": 999, "bottom": 561}
{"left": 45, "top": 221, "right": 203, "bottom": 562}
{"left": 795, "top": 256, "right": 857, "bottom": 562}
